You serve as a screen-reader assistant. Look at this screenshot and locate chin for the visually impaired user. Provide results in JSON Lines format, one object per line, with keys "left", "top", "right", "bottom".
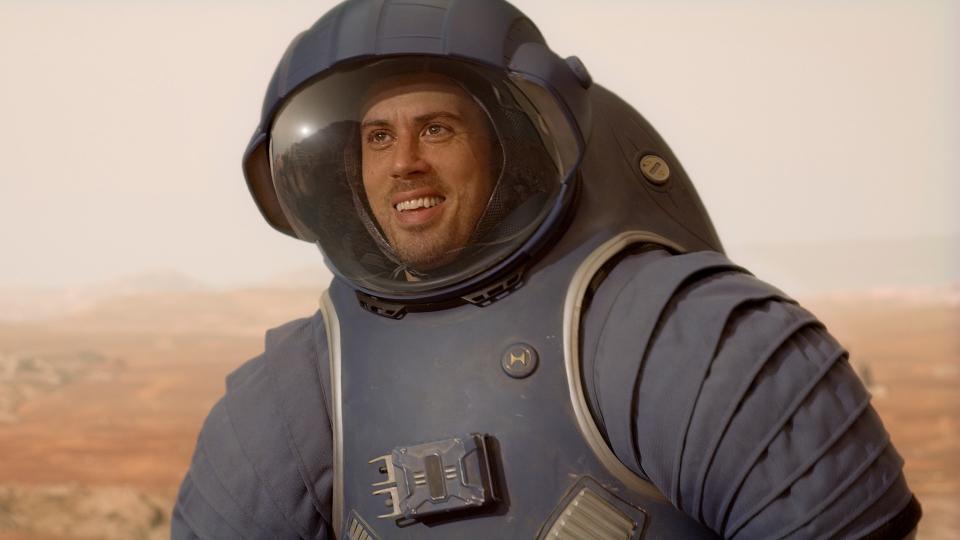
{"left": 397, "top": 242, "right": 462, "bottom": 272}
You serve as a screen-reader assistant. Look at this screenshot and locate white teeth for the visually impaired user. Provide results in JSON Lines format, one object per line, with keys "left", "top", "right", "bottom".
{"left": 395, "top": 196, "right": 443, "bottom": 212}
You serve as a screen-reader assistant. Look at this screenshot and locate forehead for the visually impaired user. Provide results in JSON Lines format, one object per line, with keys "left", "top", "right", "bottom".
{"left": 360, "top": 73, "right": 481, "bottom": 122}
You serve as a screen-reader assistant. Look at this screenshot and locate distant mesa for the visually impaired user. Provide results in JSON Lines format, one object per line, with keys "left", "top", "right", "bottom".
{"left": 0, "top": 269, "right": 208, "bottom": 322}
{"left": 0, "top": 266, "right": 332, "bottom": 323}
{"left": 261, "top": 265, "right": 331, "bottom": 290}
{"left": 87, "top": 268, "right": 210, "bottom": 296}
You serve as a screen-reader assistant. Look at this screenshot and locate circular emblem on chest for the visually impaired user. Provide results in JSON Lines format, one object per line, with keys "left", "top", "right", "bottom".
{"left": 501, "top": 343, "right": 539, "bottom": 378}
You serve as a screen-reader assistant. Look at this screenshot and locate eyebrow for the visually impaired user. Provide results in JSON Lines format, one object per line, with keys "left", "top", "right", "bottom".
{"left": 360, "top": 111, "right": 463, "bottom": 130}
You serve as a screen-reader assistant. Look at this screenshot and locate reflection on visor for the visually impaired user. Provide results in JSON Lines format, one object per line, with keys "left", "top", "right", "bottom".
{"left": 269, "top": 57, "right": 579, "bottom": 296}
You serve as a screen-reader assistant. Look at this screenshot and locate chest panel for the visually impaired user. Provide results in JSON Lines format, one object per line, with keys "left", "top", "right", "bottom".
{"left": 325, "top": 235, "right": 718, "bottom": 539}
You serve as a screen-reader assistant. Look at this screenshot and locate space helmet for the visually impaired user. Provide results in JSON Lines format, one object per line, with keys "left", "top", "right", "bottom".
{"left": 242, "top": 0, "right": 592, "bottom": 308}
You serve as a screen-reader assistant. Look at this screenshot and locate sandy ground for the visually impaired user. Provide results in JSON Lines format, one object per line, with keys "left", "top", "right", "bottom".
{"left": 0, "top": 289, "right": 955, "bottom": 539}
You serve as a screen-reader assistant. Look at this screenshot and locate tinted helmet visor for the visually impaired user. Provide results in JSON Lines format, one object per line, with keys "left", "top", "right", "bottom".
{"left": 269, "top": 56, "right": 579, "bottom": 297}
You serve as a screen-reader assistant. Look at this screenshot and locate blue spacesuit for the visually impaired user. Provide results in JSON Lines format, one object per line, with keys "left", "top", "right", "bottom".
{"left": 173, "top": 1, "right": 920, "bottom": 538}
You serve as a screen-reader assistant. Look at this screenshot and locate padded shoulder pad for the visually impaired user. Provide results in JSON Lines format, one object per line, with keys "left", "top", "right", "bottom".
{"left": 172, "top": 312, "right": 334, "bottom": 540}
{"left": 582, "top": 249, "right": 917, "bottom": 538}
{"left": 583, "top": 248, "right": 779, "bottom": 475}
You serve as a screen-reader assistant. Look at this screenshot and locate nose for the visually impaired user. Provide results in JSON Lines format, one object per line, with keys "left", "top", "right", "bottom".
{"left": 390, "top": 133, "right": 430, "bottom": 179}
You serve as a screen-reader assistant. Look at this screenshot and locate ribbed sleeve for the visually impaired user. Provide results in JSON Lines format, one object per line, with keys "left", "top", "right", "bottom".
{"left": 582, "top": 249, "right": 918, "bottom": 539}
{"left": 172, "top": 314, "right": 334, "bottom": 540}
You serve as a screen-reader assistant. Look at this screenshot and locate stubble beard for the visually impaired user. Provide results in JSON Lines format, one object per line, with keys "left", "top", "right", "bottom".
{"left": 387, "top": 224, "right": 464, "bottom": 271}
{"left": 376, "top": 177, "right": 463, "bottom": 271}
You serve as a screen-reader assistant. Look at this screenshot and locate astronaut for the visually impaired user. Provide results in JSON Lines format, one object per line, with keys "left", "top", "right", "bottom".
{"left": 173, "top": 1, "right": 921, "bottom": 538}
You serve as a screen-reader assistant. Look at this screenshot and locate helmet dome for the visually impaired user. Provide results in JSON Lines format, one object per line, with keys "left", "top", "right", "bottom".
{"left": 243, "top": 0, "right": 592, "bottom": 307}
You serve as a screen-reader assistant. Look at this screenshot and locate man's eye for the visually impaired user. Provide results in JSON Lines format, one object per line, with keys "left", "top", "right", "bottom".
{"left": 423, "top": 124, "right": 451, "bottom": 138}
{"left": 367, "top": 130, "right": 394, "bottom": 147}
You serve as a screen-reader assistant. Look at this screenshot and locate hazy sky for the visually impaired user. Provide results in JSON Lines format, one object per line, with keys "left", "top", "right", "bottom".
{"left": 1, "top": 0, "right": 957, "bottom": 289}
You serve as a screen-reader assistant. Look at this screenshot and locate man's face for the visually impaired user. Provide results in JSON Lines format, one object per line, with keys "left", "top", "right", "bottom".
{"left": 360, "top": 74, "right": 495, "bottom": 271}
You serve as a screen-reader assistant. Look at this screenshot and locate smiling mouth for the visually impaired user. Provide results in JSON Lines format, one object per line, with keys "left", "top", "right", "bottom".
{"left": 394, "top": 196, "right": 445, "bottom": 212}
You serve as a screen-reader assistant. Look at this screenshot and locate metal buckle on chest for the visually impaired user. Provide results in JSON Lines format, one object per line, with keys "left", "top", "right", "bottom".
{"left": 369, "top": 434, "right": 497, "bottom": 521}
